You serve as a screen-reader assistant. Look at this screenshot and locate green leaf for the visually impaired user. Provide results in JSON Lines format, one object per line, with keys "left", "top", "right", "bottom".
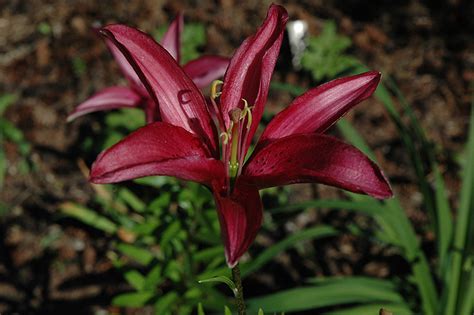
{"left": 0, "top": 94, "right": 17, "bottom": 116}
{"left": 224, "top": 306, "right": 232, "bottom": 315}
{"left": 160, "top": 220, "right": 182, "bottom": 249}
{"left": 59, "top": 202, "right": 117, "bottom": 234}
{"left": 301, "top": 21, "right": 359, "bottom": 81}
{"left": 118, "top": 188, "right": 146, "bottom": 213}
{"left": 241, "top": 225, "right": 338, "bottom": 277}
{"left": 112, "top": 291, "right": 154, "bottom": 307}
{"left": 143, "top": 264, "right": 164, "bottom": 290}
{"left": 197, "top": 303, "right": 205, "bottom": 315}
{"left": 247, "top": 277, "right": 406, "bottom": 313}
{"left": 154, "top": 292, "right": 179, "bottom": 314}
{"left": 194, "top": 246, "right": 224, "bottom": 262}
{"left": 199, "top": 276, "right": 237, "bottom": 297}
{"left": 105, "top": 108, "right": 145, "bottom": 131}
{"left": 258, "top": 308, "right": 264, "bottom": 315}
{"left": 71, "top": 57, "right": 87, "bottom": 76}
{"left": 443, "top": 102, "right": 474, "bottom": 315}
{"left": 117, "top": 243, "right": 154, "bottom": 266}
{"left": 124, "top": 270, "right": 145, "bottom": 291}
{"left": 325, "top": 303, "right": 413, "bottom": 315}
{"left": 270, "top": 81, "right": 305, "bottom": 96}
{"left": 181, "top": 23, "right": 206, "bottom": 64}
{"left": 433, "top": 163, "right": 453, "bottom": 274}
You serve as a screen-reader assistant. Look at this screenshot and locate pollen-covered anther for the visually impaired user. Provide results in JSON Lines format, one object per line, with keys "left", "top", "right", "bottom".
{"left": 229, "top": 108, "right": 242, "bottom": 124}
{"left": 211, "top": 80, "right": 223, "bottom": 99}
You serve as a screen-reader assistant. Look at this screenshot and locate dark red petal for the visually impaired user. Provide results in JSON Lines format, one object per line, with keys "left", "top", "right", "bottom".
{"left": 260, "top": 71, "right": 381, "bottom": 143}
{"left": 183, "top": 55, "right": 229, "bottom": 89}
{"left": 67, "top": 86, "right": 142, "bottom": 122}
{"left": 103, "top": 37, "right": 146, "bottom": 93}
{"left": 220, "top": 4, "right": 288, "bottom": 154}
{"left": 100, "top": 25, "right": 218, "bottom": 156}
{"left": 244, "top": 133, "right": 392, "bottom": 199}
{"left": 160, "top": 13, "right": 183, "bottom": 64}
{"left": 90, "top": 122, "right": 225, "bottom": 185}
{"left": 213, "top": 179, "right": 262, "bottom": 267}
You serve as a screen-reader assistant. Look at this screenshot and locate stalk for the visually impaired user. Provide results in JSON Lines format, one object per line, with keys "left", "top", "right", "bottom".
{"left": 232, "top": 264, "right": 246, "bottom": 314}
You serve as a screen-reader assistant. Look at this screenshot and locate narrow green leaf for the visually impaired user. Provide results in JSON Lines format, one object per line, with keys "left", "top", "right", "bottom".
{"left": 124, "top": 270, "right": 145, "bottom": 291}
{"left": 198, "top": 276, "right": 237, "bottom": 297}
{"left": 197, "top": 303, "right": 205, "bottom": 315}
{"left": 112, "top": 291, "right": 154, "bottom": 307}
{"left": 224, "top": 306, "right": 232, "bottom": 315}
{"left": 194, "top": 246, "right": 224, "bottom": 262}
{"left": 117, "top": 243, "right": 154, "bottom": 266}
{"left": 160, "top": 220, "right": 181, "bottom": 249}
{"left": 0, "top": 94, "right": 17, "bottom": 116}
{"left": 258, "top": 308, "right": 264, "bottom": 315}
{"left": 143, "top": 264, "right": 164, "bottom": 290}
{"left": 433, "top": 163, "right": 453, "bottom": 274}
{"left": 444, "top": 102, "right": 474, "bottom": 315}
{"left": 247, "top": 279, "right": 405, "bottom": 313}
{"left": 270, "top": 81, "right": 305, "bottom": 96}
{"left": 118, "top": 188, "right": 146, "bottom": 213}
{"left": 154, "top": 292, "right": 179, "bottom": 314}
{"left": 325, "top": 303, "right": 413, "bottom": 315}
{"left": 337, "top": 119, "right": 376, "bottom": 160}
{"left": 59, "top": 202, "right": 117, "bottom": 234}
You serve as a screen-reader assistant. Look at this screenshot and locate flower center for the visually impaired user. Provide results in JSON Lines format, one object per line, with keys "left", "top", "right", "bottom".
{"left": 210, "top": 80, "right": 254, "bottom": 181}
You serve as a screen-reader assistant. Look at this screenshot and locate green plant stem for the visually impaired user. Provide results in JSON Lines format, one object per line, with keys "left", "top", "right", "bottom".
{"left": 232, "top": 264, "right": 246, "bottom": 314}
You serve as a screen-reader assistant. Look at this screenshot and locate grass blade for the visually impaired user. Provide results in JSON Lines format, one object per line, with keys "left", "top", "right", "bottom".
{"left": 443, "top": 102, "right": 474, "bottom": 315}
{"left": 247, "top": 277, "right": 407, "bottom": 313}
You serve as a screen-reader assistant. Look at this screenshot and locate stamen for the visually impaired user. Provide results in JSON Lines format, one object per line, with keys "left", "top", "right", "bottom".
{"left": 240, "top": 99, "right": 253, "bottom": 129}
{"left": 220, "top": 132, "right": 229, "bottom": 145}
{"left": 211, "top": 80, "right": 223, "bottom": 99}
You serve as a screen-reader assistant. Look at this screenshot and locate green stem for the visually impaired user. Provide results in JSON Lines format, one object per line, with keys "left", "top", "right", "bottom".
{"left": 232, "top": 264, "right": 246, "bottom": 315}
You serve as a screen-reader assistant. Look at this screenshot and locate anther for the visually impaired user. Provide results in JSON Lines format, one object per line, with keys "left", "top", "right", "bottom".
{"left": 240, "top": 99, "right": 253, "bottom": 129}
{"left": 220, "top": 132, "right": 229, "bottom": 144}
{"left": 229, "top": 108, "right": 242, "bottom": 124}
{"left": 211, "top": 80, "right": 223, "bottom": 99}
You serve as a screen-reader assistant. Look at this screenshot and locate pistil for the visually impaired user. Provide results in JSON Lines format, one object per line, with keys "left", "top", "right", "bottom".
{"left": 229, "top": 108, "right": 242, "bottom": 179}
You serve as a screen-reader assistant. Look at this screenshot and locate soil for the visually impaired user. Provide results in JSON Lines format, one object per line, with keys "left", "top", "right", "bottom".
{"left": 1, "top": 0, "right": 473, "bottom": 314}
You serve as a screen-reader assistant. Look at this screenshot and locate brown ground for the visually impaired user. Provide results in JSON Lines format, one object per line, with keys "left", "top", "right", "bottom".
{"left": 1, "top": 0, "right": 473, "bottom": 314}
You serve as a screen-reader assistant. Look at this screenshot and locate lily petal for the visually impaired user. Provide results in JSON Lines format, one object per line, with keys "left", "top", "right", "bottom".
{"left": 100, "top": 25, "right": 218, "bottom": 156}
{"left": 213, "top": 179, "right": 262, "bottom": 267}
{"left": 260, "top": 71, "right": 381, "bottom": 143}
{"left": 67, "top": 86, "right": 142, "bottom": 122}
{"left": 103, "top": 37, "right": 145, "bottom": 92}
{"left": 160, "top": 13, "right": 183, "bottom": 64}
{"left": 244, "top": 133, "right": 392, "bottom": 199}
{"left": 220, "top": 4, "right": 288, "bottom": 155}
{"left": 183, "top": 55, "right": 229, "bottom": 89}
{"left": 90, "top": 122, "right": 225, "bottom": 185}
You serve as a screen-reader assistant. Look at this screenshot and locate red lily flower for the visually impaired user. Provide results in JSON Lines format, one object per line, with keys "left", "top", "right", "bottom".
{"left": 88, "top": 4, "right": 392, "bottom": 267}
{"left": 68, "top": 14, "right": 229, "bottom": 123}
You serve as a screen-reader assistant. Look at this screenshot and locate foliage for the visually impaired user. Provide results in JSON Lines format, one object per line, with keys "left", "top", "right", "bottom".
{"left": 264, "top": 28, "right": 474, "bottom": 312}
{"left": 301, "top": 21, "right": 359, "bottom": 81}
{"left": 61, "top": 180, "right": 230, "bottom": 314}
